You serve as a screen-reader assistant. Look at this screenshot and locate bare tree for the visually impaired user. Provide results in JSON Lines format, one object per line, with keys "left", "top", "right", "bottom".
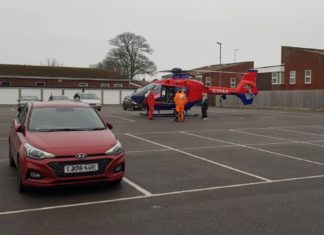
{"left": 99, "top": 32, "right": 157, "bottom": 80}
{"left": 40, "top": 58, "right": 63, "bottom": 67}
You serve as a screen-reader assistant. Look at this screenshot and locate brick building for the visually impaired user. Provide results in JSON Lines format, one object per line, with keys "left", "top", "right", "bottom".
{"left": 256, "top": 46, "right": 324, "bottom": 91}
{"left": 0, "top": 64, "right": 145, "bottom": 89}
{"left": 282, "top": 46, "right": 324, "bottom": 90}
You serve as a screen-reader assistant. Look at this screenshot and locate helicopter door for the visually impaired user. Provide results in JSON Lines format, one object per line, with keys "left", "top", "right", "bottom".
{"left": 160, "top": 86, "right": 177, "bottom": 103}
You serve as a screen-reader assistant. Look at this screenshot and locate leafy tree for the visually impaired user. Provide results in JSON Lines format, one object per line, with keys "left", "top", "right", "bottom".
{"left": 99, "top": 32, "right": 157, "bottom": 80}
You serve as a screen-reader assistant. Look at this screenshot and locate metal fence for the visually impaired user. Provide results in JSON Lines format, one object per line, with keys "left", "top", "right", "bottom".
{"left": 215, "top": 90, "right": 324, "bottom": 111}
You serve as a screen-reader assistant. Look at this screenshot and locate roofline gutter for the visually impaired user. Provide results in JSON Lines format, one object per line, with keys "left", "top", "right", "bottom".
{"left": 0, "top": 75, "right": 130, "bottom": 82}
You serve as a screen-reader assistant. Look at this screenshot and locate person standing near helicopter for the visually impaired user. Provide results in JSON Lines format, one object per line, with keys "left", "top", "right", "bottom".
{"left": 174, "top": 88, "right": 187, "bottom": 122}
{"left": 201, "top": 92, "right": 208, "bottom": 120}
{"left": 146, "top": 90, "right": 155, "bottom": 120}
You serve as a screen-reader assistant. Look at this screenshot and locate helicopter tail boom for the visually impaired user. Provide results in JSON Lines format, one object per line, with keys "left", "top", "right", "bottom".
{"left": 206, "top": 69, "right": 258, "bottom": 105}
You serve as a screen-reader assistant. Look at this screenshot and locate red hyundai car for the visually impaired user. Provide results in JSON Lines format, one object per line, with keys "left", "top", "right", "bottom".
{"left": 9, "top": 101, "right": 125, "bottom": 192}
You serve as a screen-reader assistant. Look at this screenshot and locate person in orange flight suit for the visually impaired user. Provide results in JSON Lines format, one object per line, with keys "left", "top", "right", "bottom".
{"left": 174, "top": 88, "right": 187, "bottom": 122}
{"left": 146, "top": 90, "right": 155, "bottom": 120}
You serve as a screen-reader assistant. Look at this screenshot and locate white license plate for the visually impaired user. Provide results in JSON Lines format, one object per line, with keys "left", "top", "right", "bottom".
{"left": 64, "top": 163, "right": 99, "bottom": 173}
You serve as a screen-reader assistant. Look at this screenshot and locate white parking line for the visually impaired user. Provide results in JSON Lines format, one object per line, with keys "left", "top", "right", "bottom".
{"left": 104, "top": 115, "right": 136, "bottom": 122}
{"left": 0, "top": 138, "right": 7, "bottom": 141}
{"left": 10, "top": 108, "right": 16, "bottom": 112}
{"left": 1, "top": 174, "right": 324, "bottom": 216}
{"left": 122, "top": 177, "right": 152, "bottom": 196}
{"left": 232, "top": 129, "right": 324, "bottom": 148}
{"left": 126, "top": 149, "right": 171, "bottom": 154}
{"left": 275, "top": 128, "right": 324, "bottom": 137}
{"left": 125, "top": 133, "right": 270, "bottom": 182}
{"left": 188, "top": 130, "right": 324, "bottom": 166}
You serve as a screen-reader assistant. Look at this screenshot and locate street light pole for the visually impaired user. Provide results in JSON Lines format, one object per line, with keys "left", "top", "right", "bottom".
{"left": 234, "top": 48, "right": 238, "bottom": 63}
{"left": 216, "top": 41, "right": 222, "bottom": 86}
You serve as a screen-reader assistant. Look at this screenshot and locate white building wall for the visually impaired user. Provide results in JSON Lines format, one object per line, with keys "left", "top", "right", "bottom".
{"left": 43, "top": 89, "right": 63, "bottom": 101}
{"left": 121, "top": 89, "right": 134, "bottom": 100}
{"left": 21, "top": 88, "right": 41, "bottom": 98}
{"left": 103, "top": 90, "right": 120, "bottom": 104}
{"left": 0, "top": 88, "right": 136, "bottom": 105}
{"left": 0, "top": 88, "right": 19, "bottom": 104}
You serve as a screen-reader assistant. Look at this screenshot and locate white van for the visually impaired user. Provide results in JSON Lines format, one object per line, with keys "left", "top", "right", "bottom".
{"left": 73, "top": 92, "right": 102, "bottom": 111}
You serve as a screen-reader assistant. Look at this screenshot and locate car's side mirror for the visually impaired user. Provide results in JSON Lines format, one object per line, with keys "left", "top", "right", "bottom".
{"left": 106, "top": 122, "right": 113, "bottom": 130}
{"left": 15, "top": 123, "right": 25, "bottom": 134}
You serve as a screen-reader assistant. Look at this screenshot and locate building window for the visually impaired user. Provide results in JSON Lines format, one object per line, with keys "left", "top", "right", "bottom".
{"left": 0, "top": 81, "right": 11, "bottom": 86}
{"left": 290, "top": 71, "right": 296, "bottom": 84}
{"left": 205, "top": 77, "right": 211, "bottom": 87}
{"left": 79, "top": 83, "right": 88, "bottom": 87}
{"left": 272, "top": 72, "right": 284, "bottom": 84}
{"left": 101, "top": 83, "right": 110, "bottom": 88}
{"left": 195, "top": 74, "right": 202, "bottom": 82}
{"left": 305, "top": 70, "right": 312, "bottom": 84}
{"left": 230, "top": 78, "right": 236, "bottom": 88}
{"left": 35, "top": 82, "right": 45, "bottom": 87}
{"left": 114, "top": 84, "right": 123, "bottom": 88}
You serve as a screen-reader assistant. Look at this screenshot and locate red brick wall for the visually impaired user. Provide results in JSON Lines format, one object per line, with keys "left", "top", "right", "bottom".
{"left": 282, "top": 47, "right": 324, "bottom": 90}
{"left": 202, "top": 62, "right": 254, "bottom": 88}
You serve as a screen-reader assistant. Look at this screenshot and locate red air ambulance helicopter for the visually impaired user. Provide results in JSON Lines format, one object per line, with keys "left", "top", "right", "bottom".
{"left": 130, "top": 67, "right": 258, "bottom": 112}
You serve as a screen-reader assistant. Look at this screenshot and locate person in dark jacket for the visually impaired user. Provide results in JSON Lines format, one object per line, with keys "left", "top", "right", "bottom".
{"left": 201, "top": 92, "right": 208, "bottom": 120}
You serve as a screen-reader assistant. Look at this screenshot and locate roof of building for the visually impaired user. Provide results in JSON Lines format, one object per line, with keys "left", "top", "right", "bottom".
{"left": 282, "top": 46, "right": 324, "bottom": 56}
{"left": 255, "top": 64, "right": 285, "bottom": 73}
{"left": 0, "top": 64, "right": 128, "bottom": 80}
{"left": 189, "top": 61, "right": 254, "bottom": 76}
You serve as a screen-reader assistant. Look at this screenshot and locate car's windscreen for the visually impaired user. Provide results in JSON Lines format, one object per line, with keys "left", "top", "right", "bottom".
{"left": 21, "top": 96, "right": 39, "bottom": 101}
{"left": 79, "top": 94, "right": 98, "bottom": 99}
{"left": 133, "top": 83, "right": 161, "bottom": 96}
{"left": 29, "top": 107, "right": 106, "bottom": 132}
{"left": 53, "top": 96, "right": 69, "bottom": 100}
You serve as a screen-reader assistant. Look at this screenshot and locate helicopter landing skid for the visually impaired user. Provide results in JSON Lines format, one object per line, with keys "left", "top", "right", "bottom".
{"left": 139, "top": 112, "right": 198, "bottom": 117}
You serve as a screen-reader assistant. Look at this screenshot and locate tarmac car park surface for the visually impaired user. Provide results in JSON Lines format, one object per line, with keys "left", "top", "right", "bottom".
{"left": 1, "top": 105, "right": 324, "bottom": 234}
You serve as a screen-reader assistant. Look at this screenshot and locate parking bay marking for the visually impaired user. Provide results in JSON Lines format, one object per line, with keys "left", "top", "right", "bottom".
{"left": 125, "top": 133, "right": 271, "bottom": 182}
{"left": 186, "top": 130, "right": 324, "bottom": 167}
{"left": 104, "top": 115, "right": 136, "bottom": 123}
{"left": 122, "top": 177, "right": 152, "bottom": 196}
{"left": 1, "top": 174, "right": 324, "bottom": 216}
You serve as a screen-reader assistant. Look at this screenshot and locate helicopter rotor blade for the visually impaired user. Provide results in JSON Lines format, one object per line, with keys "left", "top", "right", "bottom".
{"left": 191, "top": 69, "right": 247, "bottom": 75}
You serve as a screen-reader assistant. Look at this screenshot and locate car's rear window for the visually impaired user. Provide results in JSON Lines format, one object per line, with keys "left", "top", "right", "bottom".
{"left": 80, "top": 94, "right": 98, "bottom": 99}
{"left": 29, "top": 107, "right": 106, "bottom": 132}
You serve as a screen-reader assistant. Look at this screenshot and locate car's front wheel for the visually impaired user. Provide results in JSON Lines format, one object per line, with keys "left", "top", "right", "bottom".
{"left": 17, "top": 159, "right": 27, "bottom": 193}
{"left": 8, "top": 144, "right": 15, "bottom": 167}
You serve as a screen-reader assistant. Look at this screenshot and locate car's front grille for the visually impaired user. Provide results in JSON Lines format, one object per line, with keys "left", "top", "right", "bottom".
{"left": 48, "top": 159, "right": 111, "bottom": 178}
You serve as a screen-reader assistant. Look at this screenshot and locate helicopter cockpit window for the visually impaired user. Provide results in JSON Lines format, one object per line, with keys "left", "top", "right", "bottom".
{"left": 159, "top": 86, "right": 178, "bottom": 103}
{"left": 133, "top": 83, "right": 156, "bottom": 96}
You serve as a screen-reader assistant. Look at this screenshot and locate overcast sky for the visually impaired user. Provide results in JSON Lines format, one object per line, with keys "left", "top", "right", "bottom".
{"left": 1, "top": 0, "right": 323, "bottom": 79}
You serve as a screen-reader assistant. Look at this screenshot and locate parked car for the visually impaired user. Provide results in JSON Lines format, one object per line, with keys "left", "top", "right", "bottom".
{"left": 9, "top": 101, "right": 125, "bottom": 192}
{"left": 122, "top": 95, "right": 143, "bottom": 110}
{"left": 48, "top": 95, "right": 70, "bottom": 101}
{"left": 17, "top": 96, "right": 40, "bottom": 112}
{"left": 73, "top": 92, "right": 101, "bottom": 111}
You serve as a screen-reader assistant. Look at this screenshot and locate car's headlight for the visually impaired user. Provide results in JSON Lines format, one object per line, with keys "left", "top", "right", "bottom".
{"left": 24, "top": 143, "right": 55, "bottom": 160}
{"left": 105, "top": 140, "right": 123, "bottom": 155}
